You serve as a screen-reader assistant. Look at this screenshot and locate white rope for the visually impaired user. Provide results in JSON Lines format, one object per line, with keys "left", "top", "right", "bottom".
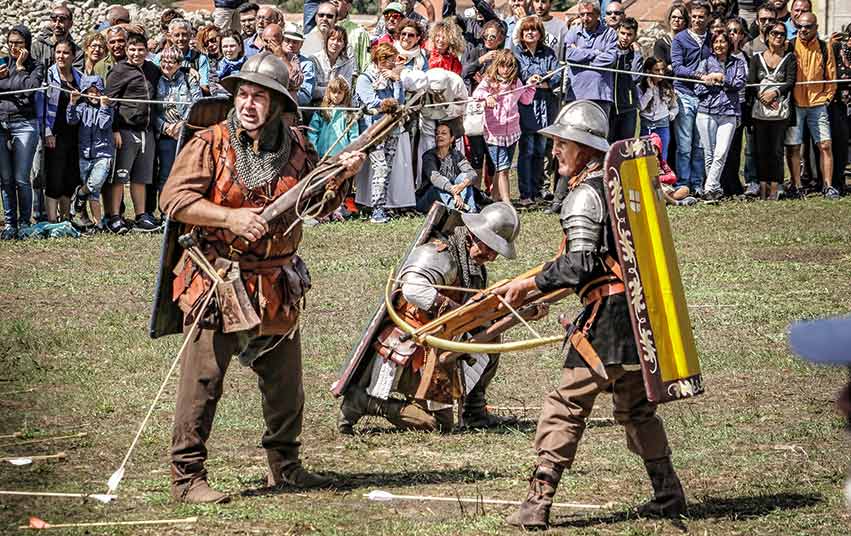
{"left": 300, "top": 105, "right": 361, "bottom": 111}
{"left": 0, "top": 84, "right": 193, "bottom": 105}
{"left": 0, "top": 86, "right": 45, "bottom": 96}
{"left": 560, "top": 60, "right": 851, "bottom": 88}
{"left": 422, "top": 65, "right": 569, "bottom": 109}
{"left": 1, "top": 66, "right": 847, "bottom": 107}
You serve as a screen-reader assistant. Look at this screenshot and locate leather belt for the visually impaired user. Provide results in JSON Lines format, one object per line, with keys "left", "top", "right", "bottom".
{"left": 237, "top": 255, "right": 294, "bottom": 271}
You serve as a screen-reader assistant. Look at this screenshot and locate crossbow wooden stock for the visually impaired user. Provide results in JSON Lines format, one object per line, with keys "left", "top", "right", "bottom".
{"left": 384, "top": 264, "right": 574, "bottom": 354}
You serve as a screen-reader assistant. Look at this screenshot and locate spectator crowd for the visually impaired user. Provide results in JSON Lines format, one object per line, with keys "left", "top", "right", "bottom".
{"left": 1, "top": 0, "right": 849, "bottom": 236}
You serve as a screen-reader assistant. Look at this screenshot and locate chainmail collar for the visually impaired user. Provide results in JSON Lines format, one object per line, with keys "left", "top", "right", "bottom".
{"left": 226, "top": 108, "right": 291, "bottom": 190}
{"left": 447, "top": 227, "right": 486, "bottom": 291}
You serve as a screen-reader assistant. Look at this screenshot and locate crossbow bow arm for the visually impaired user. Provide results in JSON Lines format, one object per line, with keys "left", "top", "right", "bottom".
{"left": 384, "top": 269, "right": 568, "bottom": 354}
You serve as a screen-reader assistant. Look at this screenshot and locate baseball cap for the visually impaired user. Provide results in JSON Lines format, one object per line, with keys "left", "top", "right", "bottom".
{"left": 383, "top": 2, "right": 405, "bottom": 15}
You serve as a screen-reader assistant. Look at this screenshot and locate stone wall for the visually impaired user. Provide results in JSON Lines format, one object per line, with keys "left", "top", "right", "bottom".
{"left": 1, "top": 2, "right": 667, "bottom": 65}
{"left": 0, "top": 1, "right": 212, "bottom": 50}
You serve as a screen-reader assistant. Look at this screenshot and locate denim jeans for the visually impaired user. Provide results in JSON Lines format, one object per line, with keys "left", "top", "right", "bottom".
{"left": 416, "top": 177, "right": 478, "bottom": 214}
{"left": 79, "top": 156, "right": 112, "bottom": 201}
{"left": 517, "top": 132, "right": 547, "bottom": 200}
{"left": 640, "top": 119, "right": 671, "bottom": 161}
{"left": 0, "top": 118, "right": 39, "bottom": 228}
{"left": 696, "top": 113, "right": 737, "bottom": 193}
{"left": 157, "top": 137, "right": 179, "bottom": 190}
{"left": 674, "top": 92, "right": 705, "bottom": 191}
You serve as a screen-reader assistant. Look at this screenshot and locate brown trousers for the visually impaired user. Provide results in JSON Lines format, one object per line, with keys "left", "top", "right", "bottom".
{"left": 171, "top": 326, "right": 304, "bottom": 486}
{"left": 535, "top": 365, "right": 672, "bottom": 470}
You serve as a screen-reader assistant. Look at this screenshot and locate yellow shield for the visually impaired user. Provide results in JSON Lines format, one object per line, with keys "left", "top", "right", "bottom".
{"left": 604, "top": 138, "right": 703, "bottom": 403}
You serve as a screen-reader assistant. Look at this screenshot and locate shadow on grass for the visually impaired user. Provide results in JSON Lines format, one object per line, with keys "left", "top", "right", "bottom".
{"left": 551, "top": 492, "right": 824, "bottom": 528}
{"left": 351, "top": 419, "right": 540, "bottom": 436}
{"left": 241, "top": 468, "right": 503, "bottom": 497}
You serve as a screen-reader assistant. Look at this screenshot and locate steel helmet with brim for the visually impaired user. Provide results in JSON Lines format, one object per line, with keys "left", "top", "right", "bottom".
{"left": 539, "top": 100, "right": 610, "bottom": 153}
{"left": 461, "top": 202, "right": 521, "bottom": 259}
{"left": 221, "top": 51, "right": 298, "bottom": 114}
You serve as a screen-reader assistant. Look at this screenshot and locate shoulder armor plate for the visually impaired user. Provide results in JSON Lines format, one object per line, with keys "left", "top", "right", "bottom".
{"left": 398, "top": 241, "right": 459, "bottom": 287}
{"left": 561, "top": 183, "right": 605, "bottom": 253}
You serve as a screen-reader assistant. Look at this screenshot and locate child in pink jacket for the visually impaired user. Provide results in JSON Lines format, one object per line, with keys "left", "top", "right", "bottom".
{"left": 472, "top": 50, "right": 537, "bottom": 204}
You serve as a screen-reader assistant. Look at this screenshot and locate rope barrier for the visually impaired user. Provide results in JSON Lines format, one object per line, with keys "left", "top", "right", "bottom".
{"left": 0, "top": 84, "right": 193, "bottom": 105}
{"left": 422, "top": 64, "right": 569, "bottom": 109}
{"left": 0, "top": 86, "right": 45, "bottom": 96}
{"left": 559, "top": 60, "right": 851, "bottom": 89}
{"left": 300, "top": 105, "right": 361, "bottom": 111}
{"left": 0, "top": 63, "right": 848, "bottom": 108}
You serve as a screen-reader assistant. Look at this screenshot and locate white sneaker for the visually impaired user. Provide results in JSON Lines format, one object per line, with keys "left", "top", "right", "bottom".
{"left": 744, "top": 183, "right": 759, "bottom": 197}
{"left": 370, "top": 207, "right": 390, "bottom": 224}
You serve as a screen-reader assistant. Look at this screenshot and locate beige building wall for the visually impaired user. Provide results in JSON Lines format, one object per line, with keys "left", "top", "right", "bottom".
{"left": 817, "top": 0, "right": 851, "bottom": 34}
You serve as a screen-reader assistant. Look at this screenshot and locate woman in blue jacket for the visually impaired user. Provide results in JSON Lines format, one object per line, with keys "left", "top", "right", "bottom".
{"left": 512, "top": 16, "right": 560, "bottom": 207}
{"left": 694, "top": 30, "right": 746, "bottom": 201}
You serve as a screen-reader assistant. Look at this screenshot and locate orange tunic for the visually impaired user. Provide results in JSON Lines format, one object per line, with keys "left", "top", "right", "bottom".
{"left": 160, "top": 120, "right": 344, "bottom": 335}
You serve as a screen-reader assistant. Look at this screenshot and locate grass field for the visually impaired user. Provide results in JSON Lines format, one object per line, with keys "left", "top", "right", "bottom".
{"left": 1, "top": 198, "right": 850, "bottom": 535}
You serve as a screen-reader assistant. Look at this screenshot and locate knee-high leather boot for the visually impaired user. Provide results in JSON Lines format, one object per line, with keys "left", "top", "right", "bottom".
{"left": 636, "top": 457, "right": 687, "bottom": 518}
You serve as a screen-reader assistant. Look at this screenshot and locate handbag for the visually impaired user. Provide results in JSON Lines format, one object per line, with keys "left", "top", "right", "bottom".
{"left": 463, "top": 99, "right": 485, "bottom": 137}
{"left": 752, "top": 53, "right": 791, "bottom": 121}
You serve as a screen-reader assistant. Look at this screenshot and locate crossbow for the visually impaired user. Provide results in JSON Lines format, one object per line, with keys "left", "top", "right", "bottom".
{"left": 384, "top": 264, "right": 573, "bottom": 355}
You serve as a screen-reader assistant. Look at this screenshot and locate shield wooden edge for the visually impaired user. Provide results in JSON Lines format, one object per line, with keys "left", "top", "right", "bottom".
{"left": 330, "top": 203, "right": 463, "bottom": 397}
{"left": 148, "top": 96, "right": 233, "bottom": 339}
{"left": 603, "top": 137, "right": 704, "bottom": 404}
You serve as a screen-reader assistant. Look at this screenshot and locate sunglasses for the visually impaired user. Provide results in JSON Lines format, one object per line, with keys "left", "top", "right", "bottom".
{"left": 317, "top": 13, "right": 336, "bottom": 19}
{"left": 606, "top": 10, "right": 624, "bottom": 16}
{"left": 400, "top": 32, "right": 418, "bottom": 38}
{"left": 797, "top": 23, "right": 814, "bottom": 30}
{"left": 769, "top": 30, "right": 786, "bottom": 37}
